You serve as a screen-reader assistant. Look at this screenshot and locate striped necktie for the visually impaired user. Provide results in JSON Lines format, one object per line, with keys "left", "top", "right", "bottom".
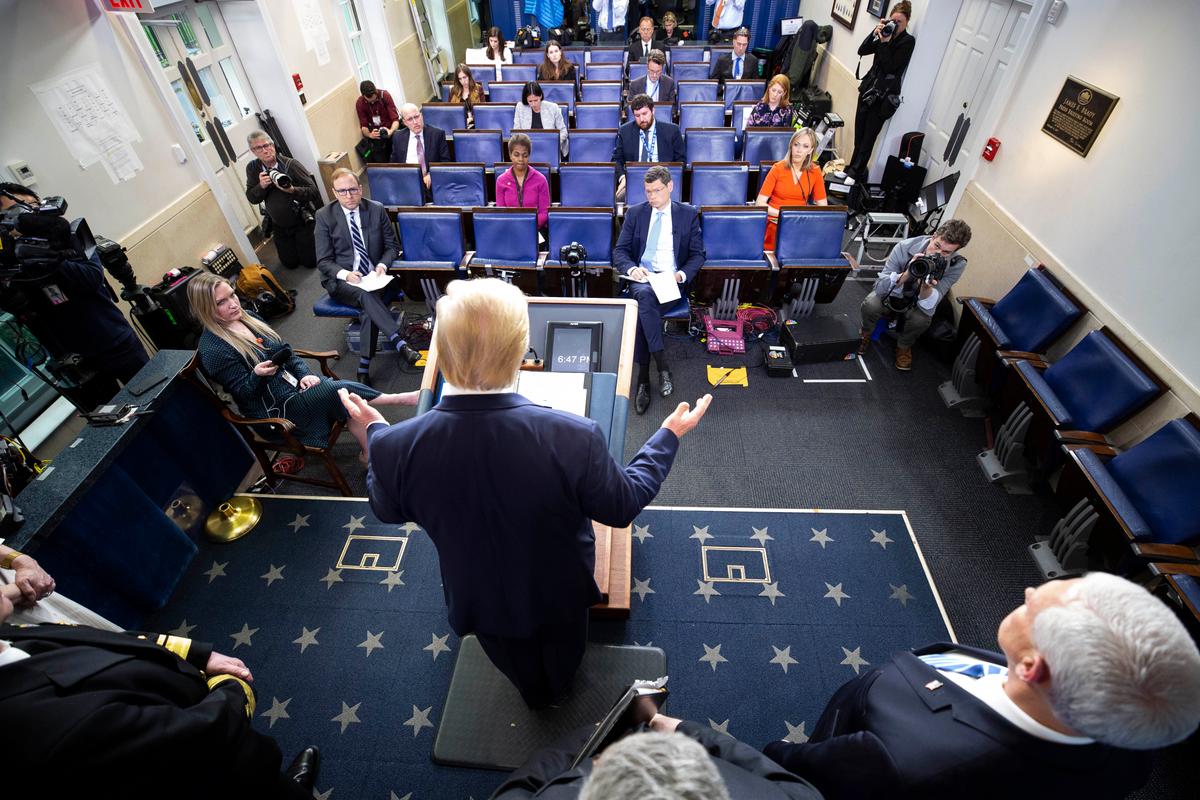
{"left": 920, "top": 652, "right": 1008, "bottom": 678}
{"left": 349, "top": 210, "right": 371, "bottom": 274}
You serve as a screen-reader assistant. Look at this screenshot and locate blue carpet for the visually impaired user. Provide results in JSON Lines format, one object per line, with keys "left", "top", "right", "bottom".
{"left": 149, "top": 498, "right": 953, "bottom": 799}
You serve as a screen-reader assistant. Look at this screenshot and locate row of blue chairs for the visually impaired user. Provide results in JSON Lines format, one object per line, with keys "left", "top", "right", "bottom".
{"left": 464, "top": 60, "right": 729, "bottom": 86}
{"left": 438, "top": 80, "right": 765, "bottom": 111}
{"left": 507, "top": 44, "right": 730, "bottom": 67}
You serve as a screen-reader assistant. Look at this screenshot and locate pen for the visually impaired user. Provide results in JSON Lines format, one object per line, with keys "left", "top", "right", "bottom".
{"left": 713, "top": 368, "right": 736, "bottom": 388}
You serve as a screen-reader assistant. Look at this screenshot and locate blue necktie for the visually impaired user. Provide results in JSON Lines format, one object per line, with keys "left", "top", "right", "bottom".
{"left": 920, "top": 653, "right": 1008, "bottom": 678}
{"left": 349, "top": 210, "right": 371, "bottom": 274}
{"left": 734, "top": 56, "right": 742, "bottom": 80}
{"left": 641, "top": 128, "right": 656, "bottom": 162}
{"left": 605, "top": 1, "right": 612, "bottom": 30}
{"left": 641, "top": 210, "right": 664, "bottom": 271}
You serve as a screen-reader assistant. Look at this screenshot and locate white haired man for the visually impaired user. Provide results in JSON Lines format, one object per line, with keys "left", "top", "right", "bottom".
{"left": 764, "top": 573, "right": 1200, "bottom": 799}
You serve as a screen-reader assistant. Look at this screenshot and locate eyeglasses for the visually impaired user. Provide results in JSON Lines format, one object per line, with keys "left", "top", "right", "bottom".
{"left": 333, "top": 186, "right": 362, "bottom": 196}
{"left": 249, "top": 142, "right": 274, "bottom": 152}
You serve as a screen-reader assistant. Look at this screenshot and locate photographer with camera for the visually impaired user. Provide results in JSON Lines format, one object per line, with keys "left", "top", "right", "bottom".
{"left": 244, "top": 131, "right": 320, "bottom": 271}
{"left": 857, "top": 219, "right": 971, "bottom": 371}
{"left": 848, "top": 1, "right": 915, "bottom": 183}
{"left": 355, "top": 81, "right": 400, "bottom": 163}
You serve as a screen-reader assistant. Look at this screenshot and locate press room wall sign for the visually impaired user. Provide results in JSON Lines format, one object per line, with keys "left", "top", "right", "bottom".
{"left": 1041, "top": 76, "right": 1119, "bottom": 157}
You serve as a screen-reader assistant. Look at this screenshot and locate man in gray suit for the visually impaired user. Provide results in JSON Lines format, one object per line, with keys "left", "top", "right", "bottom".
{"left": 628, "top": 51, "right": 675, "bottom": 105}
{"left": 315, "top": 168, "right": 420, "bottom": 367}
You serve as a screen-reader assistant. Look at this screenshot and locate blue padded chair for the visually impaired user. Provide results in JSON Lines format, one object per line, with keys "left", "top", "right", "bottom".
{"left": 541, "top": 80, "right": 576, "bottom": 114}
{"left": 771, "top": 207, "right": 852, "bottom": 313}
{"left": 559, "top": 163, "right": 616, "bottom": 207}
{"left": 941, "top": 268, "right": 1083, "bottom": 416}
{"left": 709, "top": 47, "right": 733, "bottom": 64}
{"left": 678, "top": 80, "right": 719, "bottom": 103}
{"left": 626, "top": 163, "right": 683, "bottom": 205}
{"left": 513, "top": 129, "right": 562, "bottom": 170}
{"left": 392, "top": 207, "right": 466, "bottom": 301}
{"left": 568, "top": 129, "right": 618, "bottom": 162}
{"left": 575, "top": 102, "right": 621, "bottom": 129}
{"left": 466, "top": 208, "right": 542, "bottom": 294}
{"left": 679, "top": 102, "right": 726, "bottom": 134}
{"left": 743, "top": 128, "right": 793, "bottom": 165}
{"left": 545, "top": 208, "right": 616, "bottom": 297}
{"left": 732, "top": 101, "right": 757, "bottom": 142}
{"left": 487, "top": 82, "right": 526, "bottom": 105}
{"left": 1038, "top": 418, "right": 1200, "bottom": 578}
{"left": 472, "top": 103, "right": 516, "bottom": 138}
{"left": 581, "top": 81, "right": 623, "bottom": 103}
{"left": 452, "top": 129, "right": 502, "bottom": 168}
{"left": 494, "top": 162, "right": 552, "bottom": 188}
{"left": 669, "top": 46, "right": 707, "bottom": 63}
{"left": 629, "top": 62, "right": 648, "bottom": 82}
{"left": 588, "top": 48, "right": 626, "bottom": 64}
{"left": 692, "top": 206, "right": 770, "bottom": 304}
{"left": 685, "top": 128, "right": 736, "bottom": 165}
{"left": 562, "top": 49, "right": 586, "bottom": 71}
{"left": 653, "top": 103, "right": 674, "bottom": 125}
{"left": 690, "top": 162, "right": 749, "bottom": 206}
{"left": 421, "top": 103, "right": 467, "bottom": 134}
{"left": 723, "top": 80, "right": 765, "bottom": 110}
{"left": 586, "top": 63, "right": 625, "bottom": 82}
{"left": 980, "top": 329, "right": 1163, "bottom": 491}
{"left": 439, "top": 82, "right": 453, "bottom": 101}
{"left": 366, "top": 164, "right": 424, "bottom": 207}
{"left": 673, "top": 62, "right": 713, "bottom": 81}
{"left": 429, "top": 163, "right": 486, "bottom": 207}
{"left": 512, "top": 50, "right": 542, "bottom": 65}
{"left": 473, "top": 69, "right": 494, "bottom": 97}
{"left": 502, "top": 64, "right": 537, "bottom": 84}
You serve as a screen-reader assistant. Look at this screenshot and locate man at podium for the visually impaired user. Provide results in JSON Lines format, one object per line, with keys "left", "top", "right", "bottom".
{"left": 341, "top": 279, "right": 711, "bottom": 708}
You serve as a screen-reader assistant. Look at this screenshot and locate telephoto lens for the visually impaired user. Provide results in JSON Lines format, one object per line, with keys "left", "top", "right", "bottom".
{"left": 268, "top": 168, "right": 294, "bottom": 190}
{"left": 881, "top": 19, "right": 898, "bottom": 37}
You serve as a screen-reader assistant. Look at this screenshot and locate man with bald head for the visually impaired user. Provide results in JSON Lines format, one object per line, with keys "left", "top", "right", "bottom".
{"left": 389, "top": 103, "right": 450, "bottom": 197}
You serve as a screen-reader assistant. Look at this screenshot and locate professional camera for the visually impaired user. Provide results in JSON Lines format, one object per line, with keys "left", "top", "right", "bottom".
{"left": 880, "top": 19, "right": 898, "bottom": 38}
{"left": 559, "top": 241, "right": 588, "bottom": 269}
{"left": 267, "top": 167, "right": 294, "bottom": 190}
{"left": 883, "top": 253, "right": 948, "bottom": 316}
{"left": 908, "top": 252, "right": 948, "bottom": 282}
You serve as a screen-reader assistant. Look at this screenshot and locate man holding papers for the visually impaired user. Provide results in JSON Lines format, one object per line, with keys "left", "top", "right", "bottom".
{"left": 315, "top": 168, "right": 420, "bottom": 367}
{"left": 613, "top": 165, "right": 706, "bottom": 415}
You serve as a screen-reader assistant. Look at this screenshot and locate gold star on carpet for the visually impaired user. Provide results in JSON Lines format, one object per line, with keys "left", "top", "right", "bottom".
{"left": 809, "top": 528, "right": 834, "bottom": 548}
{"left": 694, "top": 580, "right": 721, "bottom": 603}
{"left": 287, "top": 514, "right": 310, "bottom": 533}
{"left": 770, "top": 645, "right": 799, "bottom": 673}
{"left": 632, "top": 524, "right": 653, "bottom": 543}
{"left": 708, "top": 718, "right": 730, "bottom": 735}
{"left": 783, "top": 720, "right": 809, "bottom": 743}
{"left": 633, "top": 577, "right": 655, "bottom": 602}
{"left": 699, "top": 643, "right": 728, "bottom": 671}
{"left": 824, "top": 582, "right": 851, "bottom": 607}
{"left": 168, "top": 619, "right": 196, "bottom": 637}
{"left": 344, "top": 515, "right": 366, "bottom": 534}
{"left": 869, "top": 529, "right": 894, "bottom": 549}
{"left": 840, "top": 645, "right": 870, "bottom": 675}
{"left": 358, "top": 630, "right": 385, "bottom": 657}
{"left": 404, "top": 705, "right": 434, "bottom": 738}
{"left": 424, "top": 633, "right": 452, "bottom": 660}
{"left": 380, "top": 570, "right": 405, "bottom": 592}
{"left": 889, "top": 583, "right": 914, "bottom": 607}
{"left": 203, "top": 561, "right": 227, "bottom": 583}
{"left": 229, "top": 623, "right": 258, "bottom": 650}
{"left": 293, "top": 627, "right": 320, "bottom": 653}
{"left": 260, "top": 564, "right": 285, "bottom": 586}
{"left": 759, "top": 582, "right": 785, "bottom": 605}
{"left": 261, "top": 697, "right": 291, "bottom": 728}
{"left": 332, "top": 701, "right": 362, "bottom": 733}
{"left": 319, "top": 568, "right": 343, "bottom": 590}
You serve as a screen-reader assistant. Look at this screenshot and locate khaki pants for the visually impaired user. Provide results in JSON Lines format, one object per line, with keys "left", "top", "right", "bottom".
{"left": 860, "top": 292, "right": 932, "bottom": 349}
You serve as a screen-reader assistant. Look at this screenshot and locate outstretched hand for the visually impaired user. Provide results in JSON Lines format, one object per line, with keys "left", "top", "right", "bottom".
{"left": 339, "top": 388, "right": 387, "bottom": 443}
{"left": 660, "top": 394, "right": 713, "bottom": 439}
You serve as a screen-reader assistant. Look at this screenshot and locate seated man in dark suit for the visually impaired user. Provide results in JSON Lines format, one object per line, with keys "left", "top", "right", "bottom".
{"left": 627, "top": 50, "right": 676, "bottom": 106}
{"left": 710, "top": 28, "right": 758, "bottom": 86}
{"left": 315, "top": 168, "right": 420, "bottom": 369}
{"left": 340, "top": 278, "right": 711, "bottom": 708}
{"left": 613, "top": 165, "right": 705, "bottom": 414}
{"left": 612, "top": 93, "right": 685, "bottom": 200}
{"left": 389, "top": 102, "right": 451, "bottom": 196}
{"left": 0, "top": 588, "right": 319, "bottom": 798}
{"left": 763, "top": 573, "right": 1200, "bottom": 800}
{"left": 626, "top": 16, "right": 666, "bottom": 62}
{"left": 494, "top": 712, "right": 821, "bottom": 798}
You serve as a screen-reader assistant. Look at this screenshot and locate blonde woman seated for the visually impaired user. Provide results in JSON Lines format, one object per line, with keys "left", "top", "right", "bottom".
{"left": 513, "top": 81, "right": 568, "bottom": 158}
{"left": 755, "top": 128, "right": 827, "bottom": 251}
{"left": 449, "top": 64, "right": 485, "bottom": 128}
{"left": 747, "top": 74, "right": 796, "bottom": 128}
{"left": 189, "top": 272, "right": 416, "bottom": 459}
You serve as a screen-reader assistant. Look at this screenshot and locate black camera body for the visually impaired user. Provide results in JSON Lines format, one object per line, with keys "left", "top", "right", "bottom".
{"left": 559, "top": 241, "right": 588, "bottom": 269}
{"left": 908, "top": 252, "right": 948, "bottom": 283}
{"left": 880, "top": 19, "right": 899, "bottom": 38}
{"left": 267, "top": 167, "right": 294, "bottom": 191}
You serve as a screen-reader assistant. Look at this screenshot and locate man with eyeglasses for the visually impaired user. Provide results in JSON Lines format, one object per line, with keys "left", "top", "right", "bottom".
{"left": 315, "top": 169, "right": 421, "bottom": 369}
{"left": 857, "top": 219, "right": 972, "bottom": 371}
{"left": 390, "top": 103, "right": 450, "bottom": 200}
{"left": 244, "top": 130, "right": 320, "bottom": 271}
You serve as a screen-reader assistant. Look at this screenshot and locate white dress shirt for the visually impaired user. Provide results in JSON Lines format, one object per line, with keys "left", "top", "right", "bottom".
{"left": 645, "top": 206, "right": 675, "bottom": 274}
{"left": 334, "top": 206, "right": 385, "bottom": 281}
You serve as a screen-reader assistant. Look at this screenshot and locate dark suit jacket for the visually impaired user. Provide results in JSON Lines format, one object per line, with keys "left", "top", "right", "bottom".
{"left": 314, "top": 198, "right": 399, "bottom": 294}
{"left": 365, "top": 395, "right": 680, "bottom": 639}
{"left": 0, "top": 624, "right": 293, "bottom": 799}
{"left": 628, "top": 73, "right": 677, "bottom": 105}
{"left": 388, "top": 124, "right": 451, "bottom": 168}
{"left": 763, "top": 643, "right": 1153, "bottom": 800}
{"left": 612, "top": 120, "right": 685, "bottom": 175}
{"left": 710, "top": 52, "right": 759, "bottom": 83}
{"left": 626, "top": 38, "right": 667, "bottom": 62}
{"left": 493, "top": 720, "right": 822, "bottom": 798}
{"left": 613, "top": 200, "right": 704, "bottom": 283}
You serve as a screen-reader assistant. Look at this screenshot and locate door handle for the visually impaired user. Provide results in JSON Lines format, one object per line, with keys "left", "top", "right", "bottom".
{"left": 176, "top": 61, "right": 203, "bottom": 112}
{"left": 947, "top": 116, "right": 971, "bottom": 167}
{"left": 184, "top": 57, "right": 210, "bottom": 106}
{"left": 205, "top": 120, "right": 231, "bottom": 167}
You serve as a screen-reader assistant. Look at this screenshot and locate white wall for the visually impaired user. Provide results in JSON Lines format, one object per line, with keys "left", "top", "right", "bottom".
{"left": 975, "top": 0, "right": 1200, "bottom": 387}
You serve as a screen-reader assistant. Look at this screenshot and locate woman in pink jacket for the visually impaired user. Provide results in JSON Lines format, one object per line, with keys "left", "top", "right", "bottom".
{"left": 495, "top": 132, "right": 550, "bottom": 237}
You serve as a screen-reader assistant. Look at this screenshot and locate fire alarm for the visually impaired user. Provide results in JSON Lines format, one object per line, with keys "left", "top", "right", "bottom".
{"left": 292, "top": 73, "right": 303, "bottom": 91}
{"left": 982, "top": 137, "right": 1001, "bottom": 161}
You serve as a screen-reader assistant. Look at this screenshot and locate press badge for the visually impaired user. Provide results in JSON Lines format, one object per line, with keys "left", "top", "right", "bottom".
{"left": 280, "top": 369, "right": 299, "bottom": 388}
{"left": 372, "top": 114, "right": 382, "bottom": 126}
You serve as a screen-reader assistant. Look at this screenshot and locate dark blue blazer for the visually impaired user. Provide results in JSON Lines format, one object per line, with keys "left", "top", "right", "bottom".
{"left": 612, "top": 120, "right": 685, "bottom": 175}
{"left": 763, "top": 643, "right": 1152, "bottom": 800}
{"left": 365, "top": 394, "right": 679, "bottom": 638}
{"left": 613, "top": 200, "right": 705, "bottom": 282}
{"left": 314, "top": 198, "right": 399, "bottom": 294}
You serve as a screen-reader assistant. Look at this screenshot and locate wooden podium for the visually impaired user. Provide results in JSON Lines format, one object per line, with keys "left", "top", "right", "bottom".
{"left": 418, "top": 296, "right": 639, "bottom": 618}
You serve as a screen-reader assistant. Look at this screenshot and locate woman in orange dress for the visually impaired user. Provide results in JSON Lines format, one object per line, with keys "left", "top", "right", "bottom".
{"left": 755, "top": 128, "right": 828, "bottom": 250}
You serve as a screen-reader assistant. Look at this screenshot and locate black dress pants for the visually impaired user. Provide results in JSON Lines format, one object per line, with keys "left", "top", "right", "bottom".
{"left": 475, "top": 608, "right": 590, "bottom": 708}
{"left": 849, "top": 99, "right": 890, "bottom": 180}
{"left": 329, "top": 281, "right": 401, "bottom": 346}
{"left": 273, "top": 222, "right": 316, "bottom": 270}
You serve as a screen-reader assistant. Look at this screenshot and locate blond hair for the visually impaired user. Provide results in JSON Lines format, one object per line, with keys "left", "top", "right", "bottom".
{"left": 781, "top": 127, "right": 819, "bottom": 181}
{"left": 187, "top": 271, "right": 279, "bottom": 364}
{"left": 434, "top": 279, "right": 528, "bottom": 390}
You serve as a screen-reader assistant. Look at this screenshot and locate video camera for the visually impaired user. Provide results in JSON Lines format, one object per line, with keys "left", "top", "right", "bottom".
{"left": 883, "top": 252, "right": 948, "bottom": 316}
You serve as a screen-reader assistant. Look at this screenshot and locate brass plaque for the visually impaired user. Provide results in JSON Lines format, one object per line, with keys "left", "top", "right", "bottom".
{"left": 1042, "top": 76, "right": 1119, "bottom": 157}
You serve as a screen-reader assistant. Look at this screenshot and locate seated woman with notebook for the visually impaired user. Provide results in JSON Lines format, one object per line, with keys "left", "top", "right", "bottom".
{"left": 756, "top": 128, "right": 828, "bottom": 251}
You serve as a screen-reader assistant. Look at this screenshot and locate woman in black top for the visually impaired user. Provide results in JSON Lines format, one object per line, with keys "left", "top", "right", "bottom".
{"left": 848, "top": 0, "right": 915, "bottom": 181}
{"left": 536, "top": 41, "right": 577, "bottom": 84}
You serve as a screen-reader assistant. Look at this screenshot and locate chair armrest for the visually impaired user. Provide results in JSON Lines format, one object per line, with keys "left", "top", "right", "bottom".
{"left": 1063, "top": 443, "right": 1119, "bottom": 458}
{"left": 997, "top": 350, "right": 1049, "bottom": 365}
{"left": 763, "top": 251, "right": 779, "bottom": 270}
{"left": 536, "top": 252, "right": 548, "bottom": 269}
{"left": 1055, "top": 429, "right": 1111, "bottom": 446}
{"left": 1149, "top": 561, "right": 1200, "bottom": 577}
{"left": 958, "top": 295, "right": 997, "bottom": 306}
{"left": 1131, "top": 542, "right": 1200, "bottom": 563}
{"left": 295, "top": 349, "right": 341, "bottom": 379}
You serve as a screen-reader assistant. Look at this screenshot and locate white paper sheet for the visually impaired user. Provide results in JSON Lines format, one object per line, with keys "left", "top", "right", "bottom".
{"left": 647, "top": 269, "right": 682, "bottom": 303}
{"left": 31, "top": 65, "right": 143, "bottom": 174}
{"left": 517, "top": 371, "right": 589, "bottom": 417}
{"left": 354, "top": 272, "right": 395, "bottom": 292}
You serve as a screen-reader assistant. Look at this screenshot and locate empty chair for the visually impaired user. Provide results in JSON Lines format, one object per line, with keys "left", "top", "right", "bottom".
{"left": 629, "top": 62, "right": 648, "bottom": 83}
{"left": 979, "top": 329, "right": 1163, "bottom": 492}
{"left": 472, "top": 103, "right": 516, "bottom": 138}
{"left": 679, "top": 102, "right": 726, "bottom": 134}
{"left": 625, "top": 163, "right": 683, "bottom": 205}
{"left": 743, "top": 128, "right": 794, "bottom": 165}
{"left": 422, "top": 103, "right": 467, "bottom": 135}
{"left": 581, "top": 81, "right": 623, "bottom": 103}
{"left": 940, "top": 267, "right": 1083, "bottom": 417}
{"left": 439, "top": 82, "right": 453, "bottom": 102}
{"left": 672, "top": 62, "right": 712, "bottom": 81}
{"left": 452, "top": 129, "right": 502, "bottom": 168}
{"left": 502, "top": 64, "right": 537, "bottom": 83}
{"left": 678, "top": 80, "right": 719, "bottom": 103}
{"left": 732, "top": 101, "right": 757, "bottom": 141}
{"left": 653, "top": 103, "right": 674, "bottom": 125}
{"left": 690, "top": 163, "right": 750, "bottom": 206}
{"left": 513, "top": 129, "right": 563, "bottom": 170}
{"left": 429, "top": 163, "right": 486, "bottom": 207}
{"left": 487, "top": 82, "right": 526, "bottom": 105}
{"left": 568, "top": 129, "right": 618, "bottom": 162}
{"left": 393, "top": 208, "right": 466, "bottom": 301}
{"left": 586, "top": 63, "right": 625, "bottom": 82}
{"left": 562, "top": 49, "right": 586, "bottom": 71}
{"left": 512, "top": 49, "right": 542, "bottom": 65}
{"left": 559, "top": 163, "right": 616, "bottom": 207}
{"left": 770, "top": 207, "right": 852, "bottom": 318}
{"left": 545, "top": 207, "right": 616, "bottom": 297}
{"left": 366, "top": 164, "right": 424, "bottom": 207}
{"left": 588, "top": 48, "right": 626, "bottom": 64}
{"left": 685, "top": 128, "right": 736, "bottom": 165}
{"left": 540, "top": 80, "right": 576, "bottom": 114}
{"left": 693, "top": 206, "right": 771, "bottom": 304}
{"left": 466, "top": 207, "right": 542, "bottom": 294}
{"left": 669, "top": 47, "right": 708, "bottom": 64}
{"left": 723, "top": 80, "right": 765, "bottom": 109}
{"left": 574, "top": 102, "right": 621, "bottom": 129}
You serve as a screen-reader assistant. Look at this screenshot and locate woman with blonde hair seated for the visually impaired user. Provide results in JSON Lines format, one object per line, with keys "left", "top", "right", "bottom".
{"left": 188, "top": 272, "right": 415, "bottom": 460}
{"left": 747, "top": 74, "right": 796, "bottom": 128}
{"left": 755, "top": 127, "right": 828, "bottom": 250}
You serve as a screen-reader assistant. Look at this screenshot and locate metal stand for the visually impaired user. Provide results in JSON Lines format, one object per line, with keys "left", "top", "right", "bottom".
{"left": 1029, "top": 498, "right": 1097, "bottom": 579}
{"left": 937, "top": 332, "right": 986, "bottom": 417}
{"left": 977, "top": 400, "right": 1034, "bottom": 494}
{"left": 851, "top": 212, "right": 909, "bottom": 271}
{"left": 713, "top": 278, "right": 740, "bottom": 321}
{"left": 781, "top": 277, "right": 820, "bottom": 321}
{"left": 419, "top": 278, "right": 443, "bottom": 317}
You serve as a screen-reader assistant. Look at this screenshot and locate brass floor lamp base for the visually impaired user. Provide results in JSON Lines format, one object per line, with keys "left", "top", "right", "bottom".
{"left": 204, "top": 496, "right": 263, "bottom": 543}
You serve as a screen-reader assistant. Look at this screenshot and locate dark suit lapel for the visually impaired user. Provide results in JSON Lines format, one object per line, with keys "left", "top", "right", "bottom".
{"left": 669, "top": 201, "right": 684, "bottom": 258}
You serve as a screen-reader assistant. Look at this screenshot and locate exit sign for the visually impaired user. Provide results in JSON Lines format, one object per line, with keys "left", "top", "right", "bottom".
{"left": 103, "top": 0, "right": 157, "bottom": 12}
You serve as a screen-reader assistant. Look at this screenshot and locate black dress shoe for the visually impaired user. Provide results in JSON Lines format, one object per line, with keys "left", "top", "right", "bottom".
{"left": 635, "top": 382, "right": 651, "bottom": 415}
{"left": 284, "top": 745, "right": 320, "bottom": 792}
{"left": 399, "top": 344, "right": 422, "bottom": 366}
{"left": 659, "top": 370, "right": 673, "bottom": 398}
